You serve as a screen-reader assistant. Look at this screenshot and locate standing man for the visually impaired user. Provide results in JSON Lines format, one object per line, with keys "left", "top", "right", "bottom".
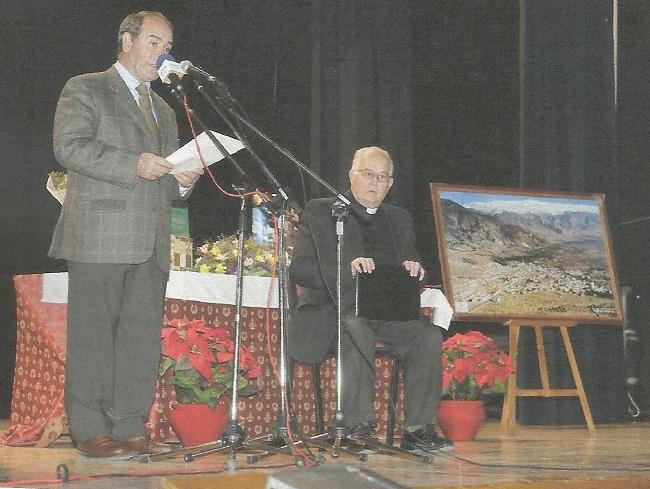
{"left": 288, "top": 146, "right": 453, "bottom": 452}
{"left": 49, "top": 11, "right": 202, "bottom": 458}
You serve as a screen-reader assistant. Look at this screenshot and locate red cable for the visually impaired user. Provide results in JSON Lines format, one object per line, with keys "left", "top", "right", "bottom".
{"left": 179, "top": 97, "right": 315, "bottom": 465}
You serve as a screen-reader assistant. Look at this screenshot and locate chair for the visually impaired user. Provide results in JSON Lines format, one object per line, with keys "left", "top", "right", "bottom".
{"left": 287, "top": 280, "right": 404, "bottom": 446}
{"left": 310, "top": 343, "right": 402, "bottom": 446}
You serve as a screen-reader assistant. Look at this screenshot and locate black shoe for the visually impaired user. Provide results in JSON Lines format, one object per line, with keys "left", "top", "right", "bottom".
{"left": 342, "top": 423, "right": 378, "bottom": 454}
{"left": 349, "top": 423, "right": 376, "bottom": 438}
{"left": 400, "top": 425, "right": 455, "bottom": 452}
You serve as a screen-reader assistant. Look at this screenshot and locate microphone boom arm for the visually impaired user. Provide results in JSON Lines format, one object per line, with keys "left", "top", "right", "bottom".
{"left": 197, "top": 84, "right": 351, "bottom": 207}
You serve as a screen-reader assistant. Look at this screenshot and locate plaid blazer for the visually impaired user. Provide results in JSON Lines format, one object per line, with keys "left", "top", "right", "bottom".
{"left": 49, "top": 67, "right": 181, "bottom": 269}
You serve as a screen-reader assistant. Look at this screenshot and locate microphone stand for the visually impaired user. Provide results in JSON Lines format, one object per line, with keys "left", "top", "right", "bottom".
{"left": 198, "top": 86, "right": 433, "bottom": 464}
{"left": 190, "top": 80, "right": 322, "bottom": 466}
{"left": 150, "top": 77, "right": 292, "bottom": 467}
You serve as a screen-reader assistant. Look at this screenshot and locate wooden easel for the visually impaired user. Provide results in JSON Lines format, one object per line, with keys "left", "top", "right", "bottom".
{"left": 500, "top": 318, "right": 596, "bottom": 435}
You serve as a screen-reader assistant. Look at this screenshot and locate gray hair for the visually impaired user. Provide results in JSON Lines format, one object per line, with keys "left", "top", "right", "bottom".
{"left": 351, "top": 146, "right": 394, "bottom": 176}
{"left": 116, "top": 11, "right": 172, "bottom": 57}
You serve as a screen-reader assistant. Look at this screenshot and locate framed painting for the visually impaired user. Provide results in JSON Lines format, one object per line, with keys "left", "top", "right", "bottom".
{"left": 430, "top": 183, "right": 623, "bottom": 323}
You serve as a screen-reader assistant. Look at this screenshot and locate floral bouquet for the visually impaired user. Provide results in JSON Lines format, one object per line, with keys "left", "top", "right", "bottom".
{"left": 192, "top": 235, "right": 279, "bottom": 276}
{"left": 441, "top": 330, "right": 514, "bottom": 401}
{"left": 46, "top": 171, "right": 68, "bottom": 204}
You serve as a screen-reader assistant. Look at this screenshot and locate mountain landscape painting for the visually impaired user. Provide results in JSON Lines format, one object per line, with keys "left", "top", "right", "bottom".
{"left": 431, "top": 185, "right": 622, "bottom": 322}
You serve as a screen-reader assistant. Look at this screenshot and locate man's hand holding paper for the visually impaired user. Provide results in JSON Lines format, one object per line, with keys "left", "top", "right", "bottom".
{"left": 166, "top": 131, "right": 245, "bottom": 175}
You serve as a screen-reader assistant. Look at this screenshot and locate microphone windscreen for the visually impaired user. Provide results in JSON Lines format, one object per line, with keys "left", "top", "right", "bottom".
{"left": 156, "top": 53, "right": 176, "bottom": 69}
{"left": 157, "top": 55, "right": 186, "bottom": 85}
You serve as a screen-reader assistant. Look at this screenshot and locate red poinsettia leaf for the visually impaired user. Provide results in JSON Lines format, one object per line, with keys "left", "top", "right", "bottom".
{"left": 186, "top": 321, "right": 219, "bottom": 338}
{"left": 165, "top": 319, "right": 189, "bottom": 329}
{"left": 450, "top": 358, "right": 472, "bottom": 383}
{"left": 464, "top": 330, "right": 493, "bottom": 345}
{"left": 239, "top": 350, "right": 262, "bottom": 378}
{"left": 494, "top": 355, "right": 514, "bottom": 382}
{"left": 161, "top": 329, "right": 189, "bottom": 361}
{"left": 215, "top": 351, "right": 234, "bottom": 363}
{"left": 474, "top": 363, "right": 494, "bottom": 388}
{"left": 207, "top": 327, "right": 231, "bottom": 342}
{"left": 183, "top": 329, "right": 217, "bottom": 380}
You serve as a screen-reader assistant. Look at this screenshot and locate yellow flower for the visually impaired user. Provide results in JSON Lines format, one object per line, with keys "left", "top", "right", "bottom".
{"left": 210, "top": 245, "right": 221, "bottom": 255}
{"left": 214, "top": 263, "right": 226, "bottom": 274}
{"left": 255, "top": 254, "right": 265, "bottom": 263}
{"left": 199, "top": 264, "right": 211, "bottom": 273}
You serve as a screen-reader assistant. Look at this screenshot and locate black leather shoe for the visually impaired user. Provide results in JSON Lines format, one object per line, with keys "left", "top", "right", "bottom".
{"left": 400, "top": 425, "right": 455, "bottom": 452}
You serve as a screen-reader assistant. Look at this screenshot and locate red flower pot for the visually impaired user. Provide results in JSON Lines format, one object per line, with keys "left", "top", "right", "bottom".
{"left": 437, "top": 399, "right": 486, "bottom": 441}
{"left": 168, "top": 402, "right": 229, "bottom": 447}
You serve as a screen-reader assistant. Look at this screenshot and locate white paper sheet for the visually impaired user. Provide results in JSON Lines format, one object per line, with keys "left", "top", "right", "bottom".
{"left": 166, "top": 131, "right": 245, "bottom": 174}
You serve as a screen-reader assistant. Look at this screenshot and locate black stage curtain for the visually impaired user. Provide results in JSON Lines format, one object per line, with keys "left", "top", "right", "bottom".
{"left": 616, "top": 0, "right": 650, "bottom": 415}
{"left": 1, "top": 0, "right": 647, "bottom": 423}
{"left": 308, "top": 0, "right": 415, "bottom": 210}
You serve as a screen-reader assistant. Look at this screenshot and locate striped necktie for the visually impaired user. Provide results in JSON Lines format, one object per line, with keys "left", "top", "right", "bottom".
{"left": 136, "top": 83, "right": 161, "bottom": 153}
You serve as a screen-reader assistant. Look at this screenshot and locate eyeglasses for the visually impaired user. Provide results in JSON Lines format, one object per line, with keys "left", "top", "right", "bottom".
{"left": 354, "top": 169, "right": 392, "bottom": 183}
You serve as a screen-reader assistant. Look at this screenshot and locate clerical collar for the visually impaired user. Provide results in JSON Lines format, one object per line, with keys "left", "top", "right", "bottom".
{"left": 366, "top": 207, "right": 378, "bottom": 215}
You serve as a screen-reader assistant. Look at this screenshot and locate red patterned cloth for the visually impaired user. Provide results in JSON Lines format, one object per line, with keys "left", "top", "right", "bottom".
{"left": 2, "top": 274, "right": 408, "bottom": 447}
{"left": 0, "top": 275, "right": 67, "bottom": 447}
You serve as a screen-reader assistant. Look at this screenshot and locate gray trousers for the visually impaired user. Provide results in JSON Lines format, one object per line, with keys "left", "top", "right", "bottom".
{"left": 66, "top": 255, "right": 167, "bottom": 443}
{"left": 341, "top": 315, "right": 443, "bottom": 429}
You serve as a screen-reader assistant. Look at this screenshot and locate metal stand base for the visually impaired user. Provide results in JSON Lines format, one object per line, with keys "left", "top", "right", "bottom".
{"left": 248, "top": 411, "right": 433, "bottom": 465}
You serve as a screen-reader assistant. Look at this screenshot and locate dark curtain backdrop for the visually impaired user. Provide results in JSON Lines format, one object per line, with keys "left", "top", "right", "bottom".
{"left": 516, "top": 1, "right": 626, "bottom": 424}
{"left": 1, "top": 1, "right": 647, "bottom": 422}
{"left": 617, "top": 0, "right": 650, "bottom": 415}
{"left": 309, "top": 0, "right": 415, "bottom": 211}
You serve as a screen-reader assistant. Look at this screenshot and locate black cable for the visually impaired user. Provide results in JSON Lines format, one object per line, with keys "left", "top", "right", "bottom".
{"left": 0, "top": 461, "right": 298, "bottom": 488}
{"left": 56, "top": 464, "right": 70, "bottom": 482}
{"left": 438, "top": 450, "right": 650, "bottom": 473}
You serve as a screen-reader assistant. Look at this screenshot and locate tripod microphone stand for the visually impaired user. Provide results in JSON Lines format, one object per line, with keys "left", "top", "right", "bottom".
{"left": 180, "top": 191, "right": 298, "bottom": 466}
{"left": 192, "top": 84, "right": 328, "bottom": 466}
{"left": 298, "top": 204, "right": 434, "bottom": 465}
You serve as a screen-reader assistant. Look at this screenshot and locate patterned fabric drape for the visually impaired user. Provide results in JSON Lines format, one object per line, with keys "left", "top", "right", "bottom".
{"left": 2, "top": 274, "right": 408, "bottom": 447}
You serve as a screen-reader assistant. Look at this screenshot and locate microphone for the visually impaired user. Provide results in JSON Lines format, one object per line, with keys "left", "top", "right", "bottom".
{"left": 156, "top": 54, "right": 229, "bottom": 93}
{"left": 156, "top": 53, "right": 185, "bottom": 85}
{"left": 180, "top": 60, "right": 229, "bottom": 92}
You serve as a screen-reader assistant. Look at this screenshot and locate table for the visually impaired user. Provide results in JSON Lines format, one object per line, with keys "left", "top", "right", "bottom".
{"left": 1, "top": 272, "right": 452, "bottom": 447}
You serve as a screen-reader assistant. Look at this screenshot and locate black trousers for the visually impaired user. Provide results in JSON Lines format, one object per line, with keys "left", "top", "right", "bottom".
{"left": 65, "top": 254, "right": 167, "bottom": 443}
{"left": 340, "top": 314, "right": 443, "bottom": 429}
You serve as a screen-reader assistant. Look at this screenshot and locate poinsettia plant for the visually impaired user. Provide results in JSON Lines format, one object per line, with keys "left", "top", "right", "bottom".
{"left": 160, "top": 319, "right": 262, "bottom": 409}
{"left": 442, "top": 330, "right": 514, "bottom": 401}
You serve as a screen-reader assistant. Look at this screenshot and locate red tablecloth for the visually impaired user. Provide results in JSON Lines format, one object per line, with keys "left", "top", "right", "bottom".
{"left": 1, "top": 274, "right": 408, "bottom": 446}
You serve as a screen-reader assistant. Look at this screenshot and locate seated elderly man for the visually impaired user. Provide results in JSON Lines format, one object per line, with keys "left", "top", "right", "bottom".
{"left": 288, "top": 146, "right": 453, "bottom": 452}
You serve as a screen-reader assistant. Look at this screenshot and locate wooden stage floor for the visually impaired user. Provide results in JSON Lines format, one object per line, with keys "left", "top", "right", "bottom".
{"left": 1, "top": 420, "right": 650, "bottom": 488}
